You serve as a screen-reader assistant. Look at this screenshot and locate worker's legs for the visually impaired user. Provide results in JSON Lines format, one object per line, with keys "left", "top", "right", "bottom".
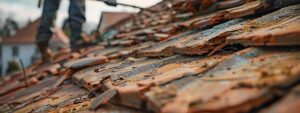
{"left": 37, "top": 0, "right": 60, "bottom": 44}
{"left": 36, "top": 0, "right": 60, "bottom": 62}
{"left": 68, "top": 0, "right": 86, "bottom": 49}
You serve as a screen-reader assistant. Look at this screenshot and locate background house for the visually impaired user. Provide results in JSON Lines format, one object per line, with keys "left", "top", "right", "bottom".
{"left": 0, "top": 36, "right": 2, "bottom": 75}
{"left": 0, "top": 18, "right": 69, "bottom": 76}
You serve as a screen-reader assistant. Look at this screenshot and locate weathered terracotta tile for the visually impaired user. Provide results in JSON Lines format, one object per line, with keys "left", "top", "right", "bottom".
{"left": 78, "top": 104, "right": 145, "bottom": 113}
{"left": 110, "top": 54, "right": 229, "bottom": 109}
{"left": 227, "top": 4, "right": 300, "bottom": 46}
{"left": 0, "top": 77, "right": 39, "bottom": 97}
{"left": 137, "top": 30, "right": 198, "bottom": 57}
{"left": 64, "top": 56, "right": 109, "bottom": 71}
{"left": 145, "top": 48, "right": 300, "bottom": 113}
{"left": 73, "top": 55, "right": 195, "bottom": 91}
{"left": 0, "top": 77, "right": 59, "bottom": 106}
{"left": 13, "top": 83, "right": 89, "bottom": 113}
{"left": 174, "top": 19, "right": 245, "bottom": 55}
{"left": 260, "top": 85, "right": 300, "bottom": 113}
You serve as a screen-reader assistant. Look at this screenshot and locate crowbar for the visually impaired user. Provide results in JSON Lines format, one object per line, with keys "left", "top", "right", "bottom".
{"left": 96, "top": 0, "right": 158, "bottom": 12}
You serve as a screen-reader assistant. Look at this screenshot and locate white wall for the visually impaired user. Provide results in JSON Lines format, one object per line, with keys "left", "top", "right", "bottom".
{"left": 0, "top": 45, "right": 2, "bottom": 75}
{"left": 1, "top": 43, "right": 36, "bottom": 76}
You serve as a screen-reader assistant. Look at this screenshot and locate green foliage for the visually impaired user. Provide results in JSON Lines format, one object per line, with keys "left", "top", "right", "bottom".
{"left": 0, "top": 18, "right": 19, "bottom": 37}
{"left": 6, "top": 59, "right": 21, "bottom": 74}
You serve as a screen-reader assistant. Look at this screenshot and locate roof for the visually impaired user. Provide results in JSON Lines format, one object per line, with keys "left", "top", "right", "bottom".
{"left": 1, "top": 19, "right": 40, "bottom": 44}
{"left": 99, "top": 12, "right": 133, "bottom": 33}
{"left": 1, "top": 18, "right": 69, "bottom": 45}
{"left": 1, "top": 0, "right": 300, "bottom": 113}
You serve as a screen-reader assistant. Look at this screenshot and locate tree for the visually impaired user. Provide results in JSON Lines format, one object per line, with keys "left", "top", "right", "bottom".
{"left": 0, "top": 17, "right": 19, "bottom": 37}
{"left": 6, "top": 59, "right": 21, "bottom": 74}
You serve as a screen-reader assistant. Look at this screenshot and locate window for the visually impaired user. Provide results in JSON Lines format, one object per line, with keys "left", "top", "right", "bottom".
{"left": 12, "top": 46, "right": 19, "bottom": 57}
{"left": 0, "top": 46, "right": 2, "bottom": 58}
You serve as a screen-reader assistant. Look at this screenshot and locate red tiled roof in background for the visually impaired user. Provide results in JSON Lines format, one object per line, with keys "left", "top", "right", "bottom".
{"left": 1, "top": 18, "right": 69, "bottom": 45}
{"left": 1, "top": 19, "right": 40, "bottom": 44}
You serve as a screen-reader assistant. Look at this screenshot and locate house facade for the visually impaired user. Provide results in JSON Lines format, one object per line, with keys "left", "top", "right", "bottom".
{"left": 1, "top": 43, "right": 37, "bottom": 75}
{"left": 0, "top": 18, "right": 69, "bottom": 76}
{"left": 0, "top": 19, "right": 40, "bottom": 76}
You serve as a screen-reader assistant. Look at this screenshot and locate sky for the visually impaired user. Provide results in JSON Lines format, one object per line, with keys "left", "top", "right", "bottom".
{"left": 0, "top": 0, "right": 161, "bottom": 29}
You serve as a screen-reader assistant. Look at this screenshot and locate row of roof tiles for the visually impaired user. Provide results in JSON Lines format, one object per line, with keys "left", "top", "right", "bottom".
{"left": 1, "top": 0, "right": 300, "bottom": 113}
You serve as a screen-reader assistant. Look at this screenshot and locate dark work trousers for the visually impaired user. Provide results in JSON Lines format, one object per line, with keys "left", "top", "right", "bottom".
{"left": 36, "top": 0, "right": 86, "bottom": 49}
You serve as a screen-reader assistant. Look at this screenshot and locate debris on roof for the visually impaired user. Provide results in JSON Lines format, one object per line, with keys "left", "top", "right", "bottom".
{"left": 1, "top": 0, "right": 300, "bottom": 113}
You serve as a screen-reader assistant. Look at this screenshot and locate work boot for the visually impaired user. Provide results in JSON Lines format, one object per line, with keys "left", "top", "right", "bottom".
{"left": 37, "top": 42, "right": 53, "bottom": 63}
{"left": 70, "top": 33, "right": 97, "bottom": 51}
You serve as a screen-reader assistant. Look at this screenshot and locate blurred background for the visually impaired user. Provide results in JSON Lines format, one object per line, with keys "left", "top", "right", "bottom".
{"left": 0, "top": 0, "right": 161, "bottom": 76}
{"left": 0, "top": 0, "right": 161, "bottom": 33}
